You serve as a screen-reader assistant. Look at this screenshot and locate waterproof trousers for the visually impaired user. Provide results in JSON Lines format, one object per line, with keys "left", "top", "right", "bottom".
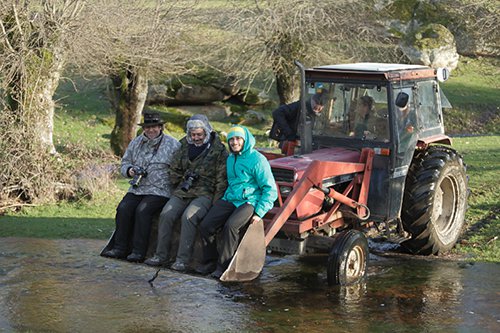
{"left": 198, "top": 199, "right": 254, "bottom": 270}
{"left": 155, "top": 195, "right": 212, "bottom": 262}
{"left": 114, "top": 193, "right": 168, "bottom": 256}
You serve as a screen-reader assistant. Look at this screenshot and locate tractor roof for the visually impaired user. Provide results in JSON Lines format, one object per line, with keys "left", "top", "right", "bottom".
{"left": 308, "top": 63, "right": 437, "bottom": 82}
{"left": 314, "top": 63, "right": 427, "bottom": 72}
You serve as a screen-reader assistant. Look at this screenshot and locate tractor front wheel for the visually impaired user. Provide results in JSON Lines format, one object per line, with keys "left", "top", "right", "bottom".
{"left": 327, "top": 230, "right": 368, "bottom": 286}
{"left": 402, "top": 146, "right": 468, "bottom": 255}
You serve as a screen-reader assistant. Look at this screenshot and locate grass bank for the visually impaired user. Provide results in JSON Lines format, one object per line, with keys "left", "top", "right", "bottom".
{"left": 450, "top": 135, "right": 499, "bottom": 261}
{"left": 441, "top": 57, "right": 500, "bottom": 135}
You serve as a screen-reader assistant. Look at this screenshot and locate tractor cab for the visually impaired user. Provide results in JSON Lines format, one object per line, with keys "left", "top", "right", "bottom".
{"left": 301, "top": 63, "right": 451, "bottom": 155}
{"left": 253, "top": 62, "right": 466, "bottom": 285}
{"left": 285, "top": 63, "right": 453, "bottom": 224}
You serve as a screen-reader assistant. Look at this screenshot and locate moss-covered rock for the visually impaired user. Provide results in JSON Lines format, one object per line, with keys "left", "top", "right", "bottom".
{"left": 405, "top": 23, "right": 455, "bottom": 50}
{"left": 401, "top": 23, "right": 459, "bottom": 70}
{"left": 147, "top": 69, "right": 242, "bottom": 106}
{"left": 378, "top": 0, "right": 499, "bottom": 57}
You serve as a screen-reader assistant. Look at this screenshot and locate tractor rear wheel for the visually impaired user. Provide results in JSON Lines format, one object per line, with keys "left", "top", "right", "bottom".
{"left": 327, "top": 229, "right": 368, "bottom": 285}
{"left": 402, "top": 146, "right": 468, "bottom": 255}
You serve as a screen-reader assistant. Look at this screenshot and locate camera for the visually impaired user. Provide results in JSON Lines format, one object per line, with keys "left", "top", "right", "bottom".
{"left": 129, "top": 166, "right": 148, "bottom": 187}
{"left": 180, "top": 171, "right": 199, "bottom": 192}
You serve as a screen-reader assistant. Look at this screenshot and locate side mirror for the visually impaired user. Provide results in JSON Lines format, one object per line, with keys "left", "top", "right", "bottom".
{"left": 436, "top": 67, "right": 450, "bottom": 82}
{"left": 395, "top": 92, "right": 409, "bottom": 108}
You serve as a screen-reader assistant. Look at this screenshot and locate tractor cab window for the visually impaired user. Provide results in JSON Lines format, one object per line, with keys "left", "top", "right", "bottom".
{"left": 310, "top": 82, "right": 389, "bottom": 142}
{"left": 394, "top": 87, "right": 418, "bottom": 166}
{"left": 416, "top": 80, "right": 443, "bottom": 134}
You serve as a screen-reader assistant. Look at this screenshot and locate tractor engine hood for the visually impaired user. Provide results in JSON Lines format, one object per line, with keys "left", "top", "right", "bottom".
{"left": 270, "top": 148, "right": 361, "bottom": 182}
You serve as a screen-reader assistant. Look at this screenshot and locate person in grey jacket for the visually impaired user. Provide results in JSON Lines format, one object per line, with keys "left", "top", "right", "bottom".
{"left": 145, "top": 114, "right": 228, "bottom": 271}
{"left": 102, "top": 111, "right": 180, "bottom": 262}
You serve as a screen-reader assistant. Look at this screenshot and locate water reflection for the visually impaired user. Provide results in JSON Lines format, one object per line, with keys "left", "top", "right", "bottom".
{"left": 0, "top": 238, "right": 498, "bottom": 332}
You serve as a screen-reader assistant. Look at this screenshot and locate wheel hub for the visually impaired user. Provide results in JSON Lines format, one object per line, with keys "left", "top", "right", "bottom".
{"left": 435, "top": 175, "right": 458, "bottom": 236}
{"left": 346, "top": 245, "right": 365, "bottom": 278}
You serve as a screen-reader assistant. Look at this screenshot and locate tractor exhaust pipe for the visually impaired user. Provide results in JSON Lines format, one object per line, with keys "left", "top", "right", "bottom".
{"left": 294, "top": 60, "right": 312, "bottom": 154}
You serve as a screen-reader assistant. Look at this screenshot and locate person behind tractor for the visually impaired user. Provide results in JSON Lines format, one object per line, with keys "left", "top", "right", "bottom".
{"left": 144, "top": 114, "right": 228, "bottom": 271}
{"left": 196, "top": 125, "right": 278, "bottom": 279}
{"left": 102, "top": 111, "right": 180, "bottom": 262}
{"left": 350, "top": 95, "right": 376, "bottom": 139}
{"left": 269, "top": 92, "right": 326, "bottom": 151}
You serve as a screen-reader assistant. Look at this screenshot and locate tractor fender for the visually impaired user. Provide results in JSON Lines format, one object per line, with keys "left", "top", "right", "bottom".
{"left": 416, "top": 134, "right": 452, "bottom": 150}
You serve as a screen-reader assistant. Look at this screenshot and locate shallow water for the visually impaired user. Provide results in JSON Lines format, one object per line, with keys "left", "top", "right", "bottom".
{"left": 0, "top": 238, "right": 498, "bottom": 332}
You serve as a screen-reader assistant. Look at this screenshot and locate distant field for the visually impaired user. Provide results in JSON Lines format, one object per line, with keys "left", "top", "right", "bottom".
{"left": 441, "top": 57, "right": 500, "bottom": 135}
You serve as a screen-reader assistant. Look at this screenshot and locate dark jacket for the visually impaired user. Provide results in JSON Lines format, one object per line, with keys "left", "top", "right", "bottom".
{"left": 270, "top": 100, "right": 315, "bottom": 142}
{"left": 169, "top": 132, "right": 228, "bottom": 202}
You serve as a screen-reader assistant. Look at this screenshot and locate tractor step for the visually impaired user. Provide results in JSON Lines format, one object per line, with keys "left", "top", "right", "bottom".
{"left": 376, "top": 228, "right": 411, "bottom": 244}
{"left": 385, "top": 234, "right": 411, "bottom": 244}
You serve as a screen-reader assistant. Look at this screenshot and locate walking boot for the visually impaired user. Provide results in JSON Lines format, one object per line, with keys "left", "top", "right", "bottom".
{"left": 126, "top": 252, "right": 145, "bottom": 263}
{"left": 210, "top": 266, "right": 224, "bottom": 279}
{"left": 170, "top": 260, "right": 188, "bottom": 272}
{"left": 195, "top": 261, "right": 217, "bottom": 275}
{"left": 102, "top": 248, "right": 127, "bottom": 259}
{"left": 144, "top": 255, "right": 168, "bottom": 267}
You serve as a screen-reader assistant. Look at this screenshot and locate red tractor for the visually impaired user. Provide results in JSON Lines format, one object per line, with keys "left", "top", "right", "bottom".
{"left": 232, "top": 62, "right": 468, "bottom": 285}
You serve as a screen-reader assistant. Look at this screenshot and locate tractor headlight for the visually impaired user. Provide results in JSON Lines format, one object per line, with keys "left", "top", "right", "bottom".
{"left": 280, "top": 186, "right": 293, "bottom": 196}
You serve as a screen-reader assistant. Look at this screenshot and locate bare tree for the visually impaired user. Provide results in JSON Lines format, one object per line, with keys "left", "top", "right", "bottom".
{"left": 213, "top": 0, "right": 389, "bottom": 104}
{"left": 0, "top": 0, "right": 84, "bottom": 154}
{"left": 72, "top": 0, "right": 206, "bottom": 156}
{"left": 0, "top": 0, "right": 84, "bottom": 203}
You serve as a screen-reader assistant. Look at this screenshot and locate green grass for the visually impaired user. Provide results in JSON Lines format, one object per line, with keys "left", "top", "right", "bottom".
{"left": 0, "top": 179, "right": 129, "bottom": 239}
{"left": 443, "top": 57, "right": 500, "bottom": 106}
{"left": 441, "top": 57, "right": 500, "bottom": 135}
{"left": 450, "top": 136, "right": 500, "bottom": 261}
{"left": 54, "top": 78, "right": 115, "bottom": 151}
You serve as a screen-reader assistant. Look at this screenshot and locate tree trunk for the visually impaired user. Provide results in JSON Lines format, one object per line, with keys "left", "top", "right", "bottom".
{"left": 38, "top": 48, "right": 65, "bottom": 155}
{"left": 275, "top": 61, "right": 299, "bottom": 105}
{"left": 6, "top": 48, "right": 63, "bottom": 155}
{"left": 276, "top": 72, "right": 297, "bottom": 105}
{"left": 110, "top": 67, "right": 148, "bottom": 156}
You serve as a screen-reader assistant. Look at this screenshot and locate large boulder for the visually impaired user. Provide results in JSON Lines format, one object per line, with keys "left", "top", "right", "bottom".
{"left": 175, "top": 105, "right": 231, "bottom": 122}
{"left": 400, "top": 23, "right": 459, "bottom": 70}
{"left": 147, "top": 72, "right": 242, "bottom": 106}
{"left": 147, "top": 84, "right": 175, "bottom": 105}
{"left": 454, "top": 28, "right": 500, "bottom": 58}
{"left": 175, "top": 85, "right": 228, "bottom": 104}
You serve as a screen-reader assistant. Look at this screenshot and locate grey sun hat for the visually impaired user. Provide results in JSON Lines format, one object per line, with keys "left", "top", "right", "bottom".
{"left": 186, "top": 114, "right": 213, "bottom": 145}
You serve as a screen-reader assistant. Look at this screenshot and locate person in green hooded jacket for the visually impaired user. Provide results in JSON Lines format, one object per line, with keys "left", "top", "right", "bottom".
{"left": 196, "top": 125, "right": 278, "bottom": 279}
